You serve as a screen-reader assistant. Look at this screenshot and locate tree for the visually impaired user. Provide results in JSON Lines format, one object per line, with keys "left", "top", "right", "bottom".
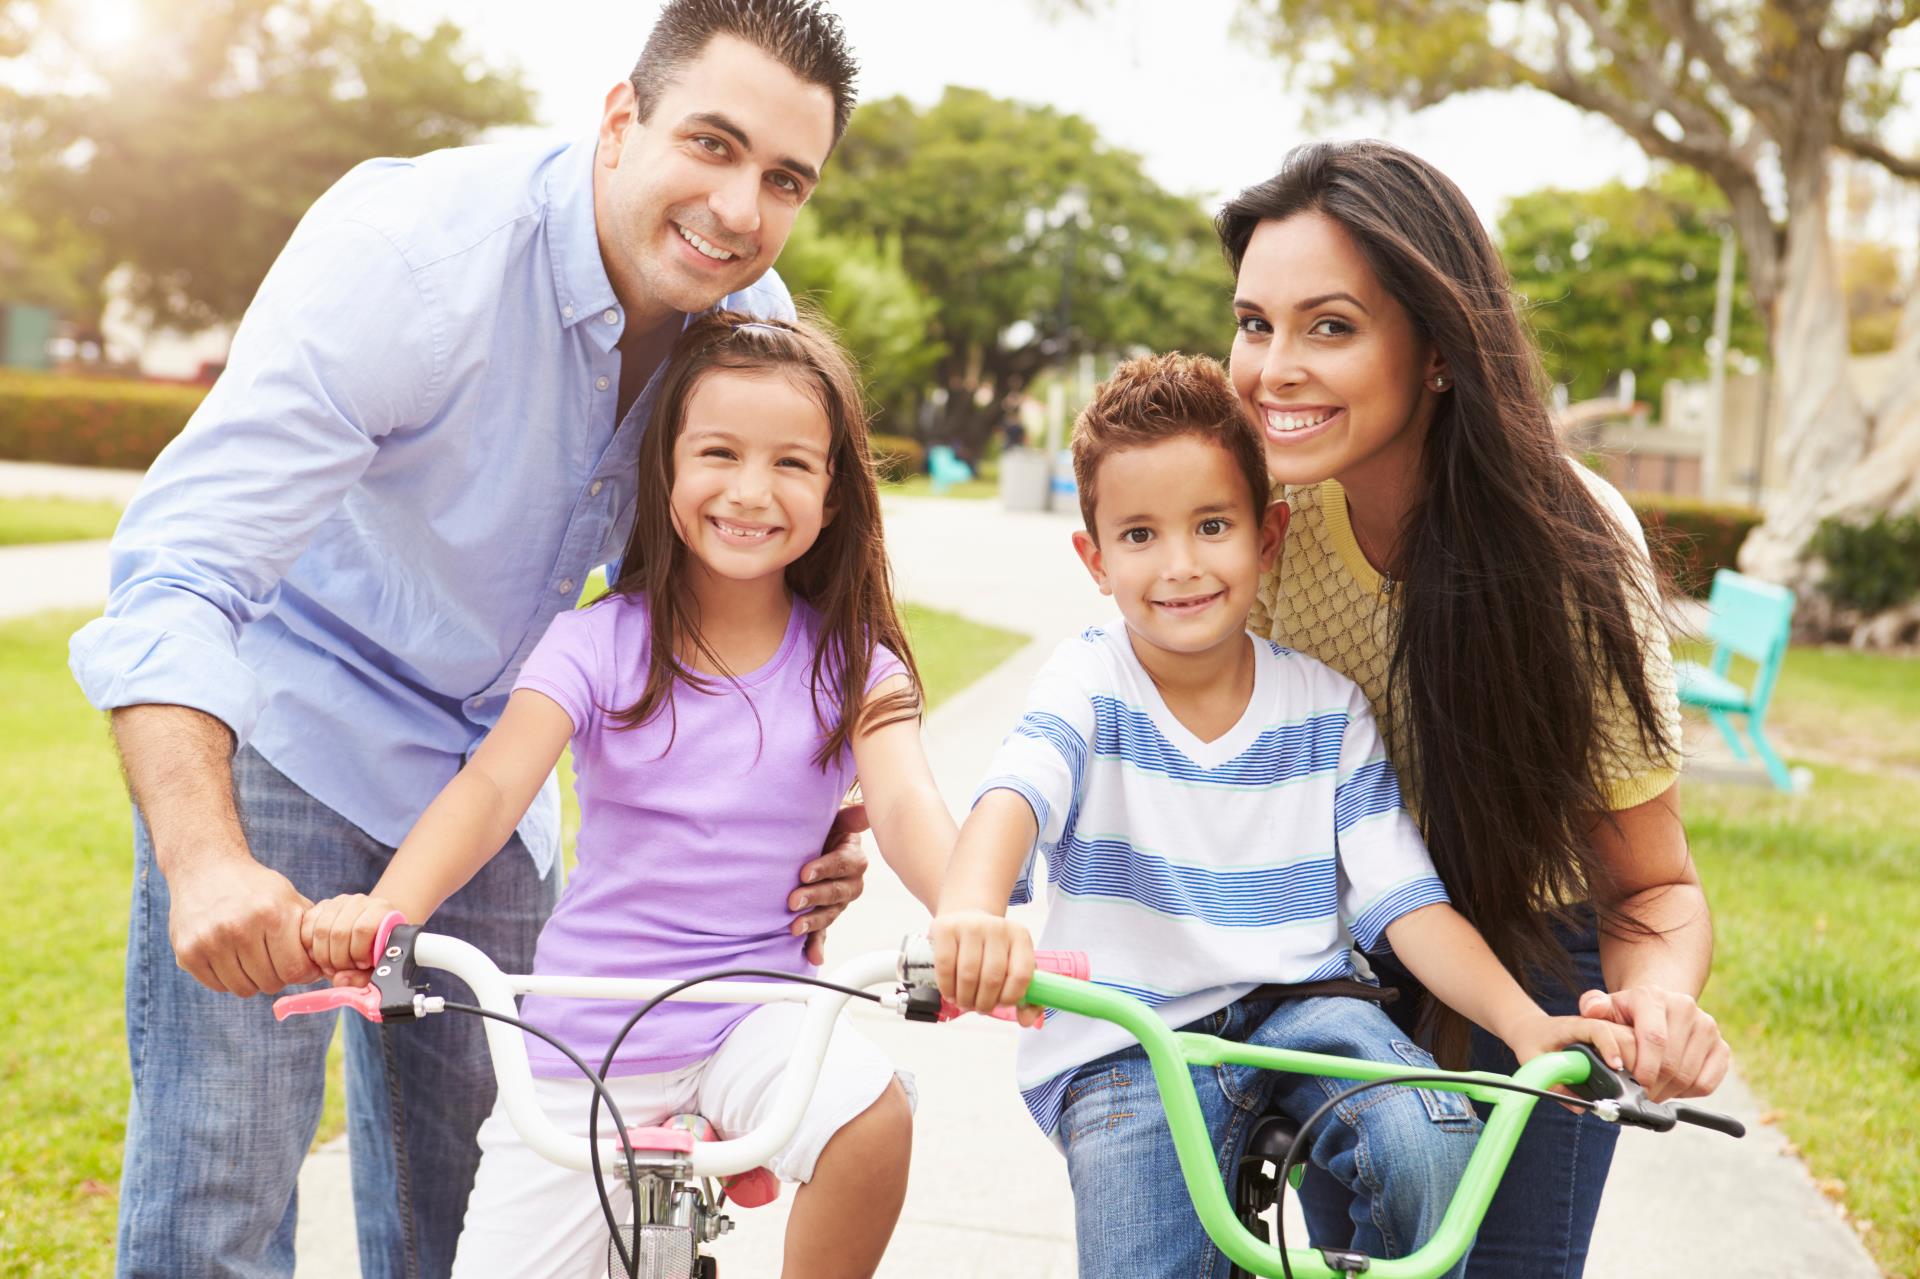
{"left": 2, "top": 0, "right": 532, "bottom": 331}
{"left": 772, "top": 208, "right": 946, "bottom": 436}
{"left": 806, "top": 88, "right": 1231, "bottom": 452}
{"left": 1500, "top": 167, "right": 1766, "bottom": 408}
{"left": 1840, "top": 240, "right": 1907, "bottom": 354}
{"left": 1073, "top": 0, "right": 1920, "bottom": 595}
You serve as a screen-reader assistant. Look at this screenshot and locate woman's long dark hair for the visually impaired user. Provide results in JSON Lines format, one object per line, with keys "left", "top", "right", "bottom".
{"left": 1218, "top": 141, "right": 1676, "bottom": 1061}
{"left": 604, "top": 309, "right": 921, "bottom": 768}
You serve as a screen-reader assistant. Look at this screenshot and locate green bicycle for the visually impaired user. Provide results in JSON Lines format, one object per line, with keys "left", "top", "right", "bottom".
{"left": 998, "top": 961, "right": 1745, "bottom": 1279}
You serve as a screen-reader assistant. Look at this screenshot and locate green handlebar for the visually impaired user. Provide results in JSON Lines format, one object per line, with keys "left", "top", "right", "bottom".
{"left": 1023, "top": 972, "right": 1595, "bottom": 1279}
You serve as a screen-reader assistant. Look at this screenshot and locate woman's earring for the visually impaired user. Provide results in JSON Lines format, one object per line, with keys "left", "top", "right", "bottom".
{"left": 1430, "top": 374, "right": 1450, "bottom": 391}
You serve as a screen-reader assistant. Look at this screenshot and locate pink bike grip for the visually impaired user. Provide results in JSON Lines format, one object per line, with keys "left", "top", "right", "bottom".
{"left": 370, "top": 910, "right": 410, "bottom": 966}
{"left": 1034, "top": 950, "right": 1090, "bottom": 980}
{"left": 272, "top": 984, "right": 383, "bottom": 1023}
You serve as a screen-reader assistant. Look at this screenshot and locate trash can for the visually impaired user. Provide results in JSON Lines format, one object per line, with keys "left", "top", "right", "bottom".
{"left": 999, "top": 447, "right": 1051, "bottom": 512}
{"left": 1049, "top": 448, "right": 1078, "bottom": 510}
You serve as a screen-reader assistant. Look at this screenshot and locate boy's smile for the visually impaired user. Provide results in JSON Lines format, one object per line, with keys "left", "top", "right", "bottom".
{"left": 1072, "top": 434, "right": 1286, "bottom": 669}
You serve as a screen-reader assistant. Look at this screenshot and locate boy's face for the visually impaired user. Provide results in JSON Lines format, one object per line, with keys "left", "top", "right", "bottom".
{"left": 1072, "top": 434, "right": 1287, "bottom": 663}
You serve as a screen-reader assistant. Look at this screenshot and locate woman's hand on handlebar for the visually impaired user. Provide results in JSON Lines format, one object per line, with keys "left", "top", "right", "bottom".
{"left": 930, "top": 910, "right": 1044, "bottom": 1029}
{"left": 1578, "top": 985, "right": 1730, "bottom": 1102}
{"left": 301, "top": 893, "right": 407, "bottom": 987}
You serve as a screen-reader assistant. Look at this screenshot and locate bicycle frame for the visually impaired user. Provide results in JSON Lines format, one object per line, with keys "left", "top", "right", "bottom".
{"left": 1026, "top": 971, "right": 1595, "bottom": 1279}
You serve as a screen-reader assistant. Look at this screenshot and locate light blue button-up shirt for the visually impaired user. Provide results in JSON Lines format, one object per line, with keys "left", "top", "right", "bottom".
{"left": 70, "top": 136, "right": 794, "bottom": 870}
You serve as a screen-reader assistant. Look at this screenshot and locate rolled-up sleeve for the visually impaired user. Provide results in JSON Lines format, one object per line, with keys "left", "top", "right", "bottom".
{"left": 69, "top": 217, "right": 441, "bottom": 742}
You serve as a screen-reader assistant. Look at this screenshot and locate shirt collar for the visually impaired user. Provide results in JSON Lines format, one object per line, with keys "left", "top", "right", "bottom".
{"left": 545, "top": 136, "right": 624, "bottom": 344}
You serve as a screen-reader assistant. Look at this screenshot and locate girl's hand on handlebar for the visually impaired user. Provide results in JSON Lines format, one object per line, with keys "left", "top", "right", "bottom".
{"left": 930, "top": 910, "right": 1043, "bottom": 1029}
{"left": 1578, "top": 986, "right": 1730, "bottom": 1102}
{"left": 301, "top": 894, "right": 407, "bottom": 985}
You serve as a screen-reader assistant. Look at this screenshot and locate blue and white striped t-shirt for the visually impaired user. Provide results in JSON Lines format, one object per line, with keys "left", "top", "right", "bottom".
{"left": 978, "top": 622, "right": 1449, "bottom": 1140}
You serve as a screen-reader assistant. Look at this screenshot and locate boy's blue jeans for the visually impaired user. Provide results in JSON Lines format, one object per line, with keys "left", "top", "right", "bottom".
{"left": 115, "top": 747, "right": 557, "bottom": 1279}
{"left": 1298, "top": 924, "right": 1620, "bottom": 1279}
{"left": 1060, "top": 993, "right": 1480, "bottom": 1279}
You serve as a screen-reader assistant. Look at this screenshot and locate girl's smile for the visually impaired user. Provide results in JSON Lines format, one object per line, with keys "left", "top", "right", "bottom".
{"left": 670, "top": 368, "right": 833, "bottom": 590}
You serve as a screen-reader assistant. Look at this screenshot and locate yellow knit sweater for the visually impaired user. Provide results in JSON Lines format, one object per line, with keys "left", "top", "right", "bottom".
{"left": 1248, "top": 468, "right": 1681, "bottom": 814}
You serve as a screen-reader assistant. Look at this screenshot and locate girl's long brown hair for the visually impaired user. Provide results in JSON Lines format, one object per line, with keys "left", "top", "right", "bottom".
{"left": 604, "top": 309, "right": 921, "bottom": 767}
{"left": 1218, "top": 142, "right": 1677, "bottom": 1062}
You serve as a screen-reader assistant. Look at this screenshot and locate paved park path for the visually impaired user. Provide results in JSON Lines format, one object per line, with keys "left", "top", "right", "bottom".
{"left": 0, "top": 459, "right": 1879, "bottom": 1276}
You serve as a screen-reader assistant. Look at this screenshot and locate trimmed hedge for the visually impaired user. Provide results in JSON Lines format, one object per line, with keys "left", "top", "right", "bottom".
{"left": 0, "top": 371, "right": 205, "bottom": 470}
{"left": 1628, "top": 493, "right": 1763, "bottom": 599}
{"left": 1809, "top": 512, "right": 1920, "bottom": 614}
{"left": 869, "top": 432, "right": 925, "bottom": 485}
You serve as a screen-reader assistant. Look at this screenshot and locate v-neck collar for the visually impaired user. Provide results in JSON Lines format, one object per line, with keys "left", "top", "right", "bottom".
{"left": 1116, "top": 626, "right": 1273, "bottom": 771}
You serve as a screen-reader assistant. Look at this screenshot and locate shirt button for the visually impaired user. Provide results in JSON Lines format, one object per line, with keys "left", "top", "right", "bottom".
{"left": 596, "top": 376, "right": 610, "bottom": 392}
{"left": 558, "top": 579, "right": 576, "bottom": 595}
{"left": 562, "top": 304, "right": 575, "bottom": 319}
{"left": 590, "top": 480, "right": 604, "bottom": 496}
{"left": 469, "top": 697, "right": 485, "bottom": 711}
{"left": 602, "top": 309, "right": 619, "bottom": 325}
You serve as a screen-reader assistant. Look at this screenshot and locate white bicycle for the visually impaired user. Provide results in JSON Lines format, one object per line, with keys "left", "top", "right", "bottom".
{"left": 273, "top": 913, "right": 1082, "bottom": 1278}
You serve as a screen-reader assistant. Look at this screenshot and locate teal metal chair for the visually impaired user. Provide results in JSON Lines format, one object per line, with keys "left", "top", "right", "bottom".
{"left": 927, "top": 444, "right": 973, "bottom": 494}
{"left": 1675, "top": 569, "right": 1797, "bottom": 791}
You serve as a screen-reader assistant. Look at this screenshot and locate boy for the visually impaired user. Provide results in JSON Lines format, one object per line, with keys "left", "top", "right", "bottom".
{"left": 931, "top": 354, "right": 1631, "bottom": 1278}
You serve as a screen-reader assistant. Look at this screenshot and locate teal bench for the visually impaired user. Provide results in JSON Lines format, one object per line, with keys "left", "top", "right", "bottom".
{"left": 1674, "top": 569, "right": 1797, "bottom": 791}
{"left": 927, "top": 444, "right": 974, "bottom": 494}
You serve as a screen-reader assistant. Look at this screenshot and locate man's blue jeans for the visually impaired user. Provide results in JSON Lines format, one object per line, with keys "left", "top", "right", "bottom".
{"left": 115, "top": 747, "right": 557, "bottom": 1279}
{"left": 1298, "top": 923, "right": 1621, "bottom": 1278}
{"left": 1060, "top": 994, "right": 1481, "bottom": 1279}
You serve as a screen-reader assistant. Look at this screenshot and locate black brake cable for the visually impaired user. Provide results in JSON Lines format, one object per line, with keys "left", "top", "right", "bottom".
{"left": 585, "top": 968, "right": 886, "bottom": 1240}
{"left": 1265, "top": 1071, "right": 1598, "bottom": 1279}
{"left": 438, "top": 1002, "right": 646, "bottom": 1279}
{"left": 421, "top": 966, "right": 886, "bottom": 1276}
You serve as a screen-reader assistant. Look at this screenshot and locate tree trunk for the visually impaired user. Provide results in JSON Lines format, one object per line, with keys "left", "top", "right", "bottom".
{"left": 1736, "top": 151, "right": 1871, "bottom": 591}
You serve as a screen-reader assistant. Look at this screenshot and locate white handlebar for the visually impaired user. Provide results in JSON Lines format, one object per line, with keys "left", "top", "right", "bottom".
{"left": 412, "top": 933, "right": 901, "bottom": 1175}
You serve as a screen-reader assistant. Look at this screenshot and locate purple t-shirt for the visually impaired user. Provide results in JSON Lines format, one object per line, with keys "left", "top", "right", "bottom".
{"left": 512, "top": 591, "right": 903, "bottom": 1076}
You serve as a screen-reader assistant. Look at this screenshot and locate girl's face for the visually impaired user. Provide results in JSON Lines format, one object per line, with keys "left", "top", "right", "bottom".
{"left": 669, "top": 368, "right": 834, "bottom": 585}
{"left": 1228, "top": 211, "right": 1446, "bottom": 492}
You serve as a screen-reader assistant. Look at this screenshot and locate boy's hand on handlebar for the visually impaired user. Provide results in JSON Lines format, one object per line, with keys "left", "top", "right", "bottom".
{"left": 301, "top": 894, "right": 406, "bottom": 983}
{"left": 1503, "top": 1013, "right": 1637, "bottom": 1084}
{"left": 931, "top": 910, "right": 1043, "bottom": 1029}
{"left": 1578, "top": 986, "right": 1731, "bottom": 1102}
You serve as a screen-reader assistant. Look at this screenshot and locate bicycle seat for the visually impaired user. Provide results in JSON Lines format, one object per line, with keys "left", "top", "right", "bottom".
{"left": 1243, "top": 1106, "right": 1303, "bottom": 1168}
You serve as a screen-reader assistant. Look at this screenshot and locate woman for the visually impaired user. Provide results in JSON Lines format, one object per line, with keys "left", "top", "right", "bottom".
{"left": 1218, "top": 140, "right": 1730, "bottom": 1276}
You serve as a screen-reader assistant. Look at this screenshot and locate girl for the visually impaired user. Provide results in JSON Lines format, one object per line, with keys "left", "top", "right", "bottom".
{"left": 1219, "top": 141, "right": 1730, "bottom": 1276}
{"left": 302, "top": 312, "right": 955, "bottom": 1279}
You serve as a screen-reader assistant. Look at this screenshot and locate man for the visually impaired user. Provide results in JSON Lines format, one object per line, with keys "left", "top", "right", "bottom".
{"left": 70, "top": 4, "right": 866, "bottom": 1275}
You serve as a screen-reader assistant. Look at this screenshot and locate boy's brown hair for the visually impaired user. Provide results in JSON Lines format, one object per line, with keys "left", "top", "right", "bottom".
{"left": 1070, "top": 352, "right": 1270, "bottom": 538}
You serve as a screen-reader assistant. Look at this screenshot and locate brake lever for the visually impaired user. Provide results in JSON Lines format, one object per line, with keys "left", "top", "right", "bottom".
{"left": 1567, "top": 1045, "right": 1745, "bottom": 1138}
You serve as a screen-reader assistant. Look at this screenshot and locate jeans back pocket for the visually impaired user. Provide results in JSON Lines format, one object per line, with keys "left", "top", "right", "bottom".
{"left": 1389, "top": 1039, "right": 1477, "bottom": 1125}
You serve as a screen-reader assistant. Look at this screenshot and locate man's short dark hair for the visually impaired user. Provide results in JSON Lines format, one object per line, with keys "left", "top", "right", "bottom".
{"left": 631, "top": 0, "right": 859, "bottom": 145}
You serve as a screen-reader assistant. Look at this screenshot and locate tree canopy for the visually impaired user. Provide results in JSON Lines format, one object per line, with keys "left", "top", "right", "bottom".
{"left": 807, "top": 87, "right": 1231, "bottom": 448}
{"left": 2, "top": 0, "right": 532, "bottom": 329}
{"left": 772, "top": 208, "right": 946, "bottom": 435}
{"left": 1499, "top": 168, "right": 1765, "bottom": 408}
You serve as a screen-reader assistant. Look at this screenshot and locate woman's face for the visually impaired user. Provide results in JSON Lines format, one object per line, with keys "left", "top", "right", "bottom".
{"left": 1228, "top": 211, "right": 1445, "bottom": 491}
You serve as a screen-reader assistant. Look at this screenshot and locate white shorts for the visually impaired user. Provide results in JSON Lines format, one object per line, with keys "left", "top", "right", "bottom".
{"left": 449, "top": 1002, "right": 914, "bottom": 1279}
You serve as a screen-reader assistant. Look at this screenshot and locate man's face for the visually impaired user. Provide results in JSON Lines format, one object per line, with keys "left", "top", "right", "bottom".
{"left": 1071, "top": 434, "right": 1286, "bottom": 665}
{"left": 594, "top": 34, "right": 836, "bottom": 324}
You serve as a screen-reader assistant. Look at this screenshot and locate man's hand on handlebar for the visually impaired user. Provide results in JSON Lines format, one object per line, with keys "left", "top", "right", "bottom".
{"left": 930, "top": 910, "right": 1043, "bottom": 1029}
{"left": 302, "top": 893, "right": 409, "bottom": 987}
{"left": 790, "top": 801, "right": 871, "bottom": 965}
{"left": 168, "top": 853, "right": 319, "bottom": 998}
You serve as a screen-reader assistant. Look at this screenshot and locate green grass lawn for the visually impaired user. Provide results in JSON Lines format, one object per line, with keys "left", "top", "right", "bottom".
{"left": 1677, "top": 645, "right": 1920, "bottom": 1276}
{"left": 0, "top": 602, "right": 1025, "bottom": 1278}
{"left": 0, "top": 497, "right": 122, "bottom": 547}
